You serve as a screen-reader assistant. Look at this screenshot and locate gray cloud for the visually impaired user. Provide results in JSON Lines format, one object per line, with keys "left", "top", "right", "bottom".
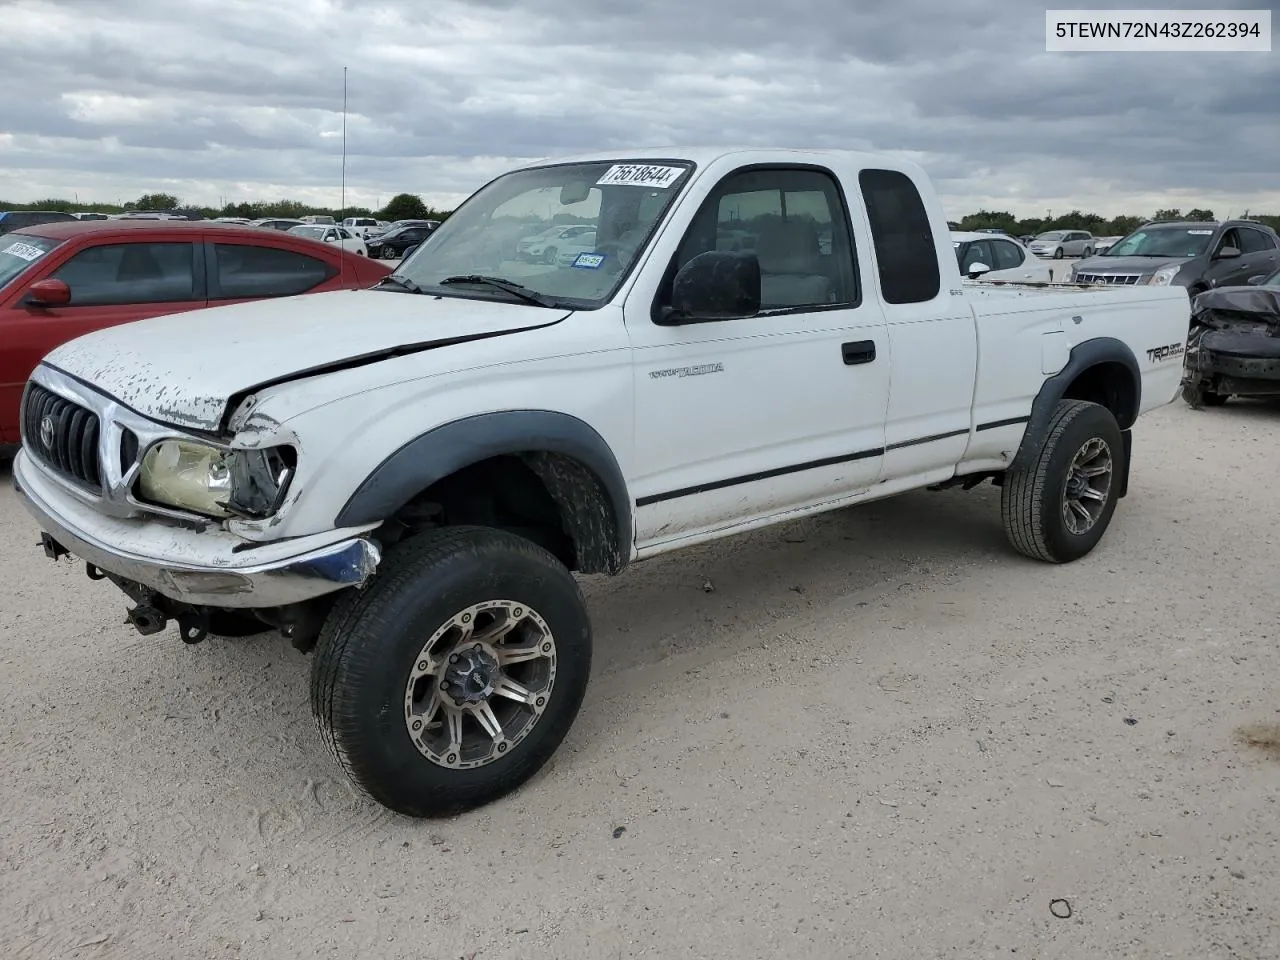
{"left": 0, "top": 0, "right": 1275, "bottom": 217}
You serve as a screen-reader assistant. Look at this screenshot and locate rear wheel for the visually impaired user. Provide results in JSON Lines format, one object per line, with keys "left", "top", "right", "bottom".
{"left": 310, "top": 526, "right": 593, "bottom": 817}
{"left": 1001, "top": 399, "right": 1123, "bottom": 563}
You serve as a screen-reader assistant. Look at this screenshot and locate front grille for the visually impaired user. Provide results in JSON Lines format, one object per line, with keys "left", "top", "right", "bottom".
{"left": 21, "top": 383, "right": 103, "bottom": 488}
{"left": 1075, "top": 272, "right": 1144, "bottom": 285}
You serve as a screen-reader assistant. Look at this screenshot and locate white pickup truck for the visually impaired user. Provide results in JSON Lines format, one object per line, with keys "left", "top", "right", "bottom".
{"left": 12, "top": 148, "right": 1190, "bottom": 818}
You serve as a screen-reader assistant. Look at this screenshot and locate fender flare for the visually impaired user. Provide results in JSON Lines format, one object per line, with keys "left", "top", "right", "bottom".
{"left": 1012, "top": 336, "right": 1142, "bottom": 474}
{"left": 334, "top": 410, "right": 633, "bottom": 566}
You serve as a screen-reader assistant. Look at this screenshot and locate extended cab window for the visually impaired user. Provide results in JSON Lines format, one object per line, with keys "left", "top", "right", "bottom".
{"left": 668, "top": 167, "right": 858, "bottom": 312}
{"left": 858, "top": 169, "right": 940, "bottom": 304}
{"left": 213, "top": 243, "right": 335, "bottom": 299}
{"left": 50, "top": 242, "right": 197, "bottom": 306}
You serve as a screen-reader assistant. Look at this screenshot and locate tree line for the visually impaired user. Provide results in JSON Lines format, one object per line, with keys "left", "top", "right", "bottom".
{"left": 0, "top": 192, "right": 453, "bottom": 223}
{"left": 4, "top": 192, "right": 1279, "bottom": 238}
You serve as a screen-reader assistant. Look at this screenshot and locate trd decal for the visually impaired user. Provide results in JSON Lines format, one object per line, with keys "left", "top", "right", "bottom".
{"left": 1146, "top": 343, "right": 1185, "bottom": 363}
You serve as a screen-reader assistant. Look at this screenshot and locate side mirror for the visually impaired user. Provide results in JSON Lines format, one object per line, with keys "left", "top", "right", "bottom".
{"left": 26, "top": 278, "right": 71, "bottom": 307}
{"left": 965, "top": 262, "right": 992, "bottom": 279}
{"left": 1215, "top": 245, "right": 1240, "bottom": 259}
{"left": 660, "top": 250, "right": 761, "bottom": 324}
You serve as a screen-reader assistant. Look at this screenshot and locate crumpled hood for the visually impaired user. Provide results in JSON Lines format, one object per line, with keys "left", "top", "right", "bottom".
{"left": 41, "top": 288, "right": 570, "bottom": 432}
{"left": 1192, "top": 284, "right": 1280, "bottom": 329}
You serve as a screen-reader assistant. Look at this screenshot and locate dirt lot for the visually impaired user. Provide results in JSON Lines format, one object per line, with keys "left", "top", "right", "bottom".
{"left": 2, "top": 397, "right": 1279, "bottom": 960}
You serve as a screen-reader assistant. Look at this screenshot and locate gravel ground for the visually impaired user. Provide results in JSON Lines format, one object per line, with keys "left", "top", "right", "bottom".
{"left": 2, "top": 397, "right": 1279, "bottom": 960}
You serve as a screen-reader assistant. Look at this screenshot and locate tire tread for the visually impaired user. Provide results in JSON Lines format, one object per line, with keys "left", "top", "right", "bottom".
{"left": 308, "top": 525, "right": 590, "bottom": 816}
{"left": 1001, "top": 399, "right": 1111, "bottom": 563}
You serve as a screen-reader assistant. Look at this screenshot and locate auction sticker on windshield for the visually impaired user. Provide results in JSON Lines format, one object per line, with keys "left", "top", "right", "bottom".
{"left": 1188, "top": 229, "right": 1214, "bottom": 235}
{"left": 2, "top": 241, "right": 46, "bottom": 262}
{"left": 596, "top": 164, "right": 684, "bottom": 188}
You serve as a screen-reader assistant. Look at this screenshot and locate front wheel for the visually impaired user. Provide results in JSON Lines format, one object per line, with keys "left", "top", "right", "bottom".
{"left": 1183, "top": 383, "right": 1229, "bottom": 408}
{"left": 1052, "top": 247, "right": 1064, "bottom": 259}
{"left": 309, "top": 527, "right": 592, "bottom": 817}
{"left": 1001, "top": 399, "right": 1123, "bottom": 563}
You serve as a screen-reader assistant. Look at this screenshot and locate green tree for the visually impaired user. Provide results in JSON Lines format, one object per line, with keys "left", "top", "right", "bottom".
{"left": 134, "top": 192, "right": 181, "bottom": 211}
{"left": 957, "top": 209, "right": 1019, "bottom": 233}
{"left": 380, "top": 193, "right": 429, "bottom": 221}
{"left": 1185, "top": 208, "right": 1215, "bottom": 221}
{"left": 1106, "top": 215, "right": 1143, "bottom": 236}
{"left": 1153, "top": 208, "right": 1182, "bottom": 221}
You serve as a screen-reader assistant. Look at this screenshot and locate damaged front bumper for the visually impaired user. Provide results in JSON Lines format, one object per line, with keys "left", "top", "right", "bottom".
{"left": 13, "top": 450, "right": 381, "bottom": 609}
{"left": 1185, "top": 328, "right": 1280, "bottom": 397}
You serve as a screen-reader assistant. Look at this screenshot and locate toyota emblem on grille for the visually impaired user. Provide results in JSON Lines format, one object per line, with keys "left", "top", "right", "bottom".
{"left": 39, "top": 415, "right": 54, "bottom": 449}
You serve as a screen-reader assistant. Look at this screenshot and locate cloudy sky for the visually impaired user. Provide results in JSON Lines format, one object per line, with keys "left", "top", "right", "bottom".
{"left": 2, "top": 0, "right": 1276, "bottom": 218}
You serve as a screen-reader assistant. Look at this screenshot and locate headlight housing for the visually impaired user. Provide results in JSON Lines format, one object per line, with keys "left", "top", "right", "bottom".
{"left": 1146, "top": 264, "right": 1181, "bottom": 287}
{"left": 137, "top": 439, "right": 295, "bottom": 520}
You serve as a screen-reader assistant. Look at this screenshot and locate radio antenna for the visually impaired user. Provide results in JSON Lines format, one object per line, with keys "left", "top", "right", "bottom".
{"left": 340, "top": 65, "right": 348, "bottom": 216}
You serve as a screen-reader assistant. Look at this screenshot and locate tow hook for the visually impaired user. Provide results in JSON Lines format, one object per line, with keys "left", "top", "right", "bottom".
{"left": 40, "top": 533, "right": 68, "bottom": 561}
{"left": 177, "top": 611, "right": 210, "bottom": 645}
{"left": 125, "top": 605, "right": 168, "bottom": 636}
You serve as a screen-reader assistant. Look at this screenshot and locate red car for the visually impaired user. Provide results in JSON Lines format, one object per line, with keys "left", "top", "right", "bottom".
{"left": 0, "top": 220, "right": 392, "bottom": 450}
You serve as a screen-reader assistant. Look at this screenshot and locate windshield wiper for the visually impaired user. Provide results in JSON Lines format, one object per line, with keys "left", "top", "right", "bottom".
{"left": 374, "top": 274, "right": 425, "bottom": 294}
{"left": 439, "top": 275, "right": 560, "bottom": 308}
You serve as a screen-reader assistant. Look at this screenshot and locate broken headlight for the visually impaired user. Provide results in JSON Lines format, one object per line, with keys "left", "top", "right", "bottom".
{"left": 137, "top": 440, "right": 295, "bottom": 520}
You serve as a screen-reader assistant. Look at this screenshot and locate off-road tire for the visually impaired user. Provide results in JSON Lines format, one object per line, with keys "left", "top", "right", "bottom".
{"left": 309, "top": 526, "right": 593, "bottom": 817}
{"left": 1001, "top": 399, "right": 1123, "bottom": 563}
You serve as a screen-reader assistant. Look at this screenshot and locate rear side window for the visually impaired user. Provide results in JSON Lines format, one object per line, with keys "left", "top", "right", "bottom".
{"left": 992, "top": 240, "right": 1025, "bottom": 270}
{"left": 1238, "top": 227, "right": 1276, "bottom": 253}
{"left": 858, "top": 169, "right": 940, "bottom": 304}
{"left": 213, "top": 243, "right": 335, "bottom": 299}
{"left": 51, "top": 242, "right": 197, "bottom": 305}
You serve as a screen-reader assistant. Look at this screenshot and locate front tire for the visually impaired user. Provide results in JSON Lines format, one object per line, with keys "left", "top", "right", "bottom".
{"left": 310, "top": 526, "right": 593, "bottom": 817}
{"left": 1052, "top": 247, "right": 1064, "bottom": 259}
{"left": 1001, "top": 399, "right": 1123, "bottom": 563}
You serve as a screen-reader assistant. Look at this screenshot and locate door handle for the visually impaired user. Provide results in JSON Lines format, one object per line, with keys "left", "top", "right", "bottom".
{"left": 842, "top": 340, "right": 876, "bottom": 365}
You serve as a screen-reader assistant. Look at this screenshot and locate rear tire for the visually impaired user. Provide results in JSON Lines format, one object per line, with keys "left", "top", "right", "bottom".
{"left": 309, "top": 526, "right": 593, "bottom": 817}
{"left": 1001, "top": 399, "right": 1123, "bottom": 563}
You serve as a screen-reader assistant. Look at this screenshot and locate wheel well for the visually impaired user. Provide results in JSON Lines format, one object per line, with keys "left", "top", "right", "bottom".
{"left": 378, "top": 453, "right": 625, "bottom": 575}
{"left": 1061, "top": 362, "right": 1139, "bottom": 429}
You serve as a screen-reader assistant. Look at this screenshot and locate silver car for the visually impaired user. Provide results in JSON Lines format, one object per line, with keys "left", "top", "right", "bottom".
{"left": 1028, "top": 230, "right": 1095, "bottom": 259}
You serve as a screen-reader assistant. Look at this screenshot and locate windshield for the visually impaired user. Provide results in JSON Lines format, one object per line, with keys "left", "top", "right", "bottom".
{"left": 1036, "top": 231, "right": 1066, "bottom": 241}
{"left": 387, "top": 159, "right": 694, "bottom": 309}
{"left": 0, "top": 234, "right": 61, "bottom": 288}
{"left": 290, "top": 225, "right": 327, "bottom": 239}
{"left": 1104, "top": 226, "right": 1215, "bottom": 258}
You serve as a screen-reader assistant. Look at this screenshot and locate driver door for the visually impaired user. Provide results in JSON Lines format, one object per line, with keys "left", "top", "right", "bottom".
{"left": 624, "top": 164, "right": 890, "bottom": 552}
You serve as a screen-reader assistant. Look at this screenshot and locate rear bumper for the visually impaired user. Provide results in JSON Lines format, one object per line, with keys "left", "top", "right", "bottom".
{"left": 13, "top": 450, "right": 381, "bottom": 608}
